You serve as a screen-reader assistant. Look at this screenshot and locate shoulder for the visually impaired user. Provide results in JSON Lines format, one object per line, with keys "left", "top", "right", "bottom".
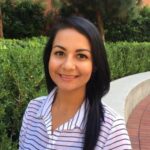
{"left": 25, "top": 96, "right": 47, "bottom": 114}
{"left": 24, "top": 88, "right": 57, "bottom": 117}
{"left": 96, "top": 104, "right": 132, "bottom": 149}
{"left": 102, "top": 104, "right": 127, "bottom": 136}
{"left": 103, "top": 104, "right": 124, "bottom": 125}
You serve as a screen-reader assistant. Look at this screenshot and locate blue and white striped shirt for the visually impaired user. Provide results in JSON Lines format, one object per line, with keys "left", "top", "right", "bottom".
{"left": 19, "top": 88, "right": 132, "bottom": 150}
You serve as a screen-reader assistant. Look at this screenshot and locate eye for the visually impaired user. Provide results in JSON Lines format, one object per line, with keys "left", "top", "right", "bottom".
{"left": 77, "top": 54, "right": 88, "bottom": 60}
{"left": 54, "top": 51, "right": 65, "bottom": 57}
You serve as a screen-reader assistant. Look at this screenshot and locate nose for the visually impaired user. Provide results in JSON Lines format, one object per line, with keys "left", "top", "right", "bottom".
{"left": 62, "top": 56, "right": 76, "bottom": 71}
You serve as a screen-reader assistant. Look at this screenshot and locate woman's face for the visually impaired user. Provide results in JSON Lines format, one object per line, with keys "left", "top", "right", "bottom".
{"left": 49, "top": 28, "right": 93, "bottom": 92}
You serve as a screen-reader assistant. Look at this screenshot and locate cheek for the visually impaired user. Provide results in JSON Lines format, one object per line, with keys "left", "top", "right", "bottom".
{"left": 48, "top": 58, "right": 57, "bottom": 75}
{"left": 81, "top": 62, "right": 93, "bottom": 78}
{"left": 49, "top": 57, "right": 60, "bottom": 71}
{"left": 86, "top": 68, "right": 93, "bottom": 79}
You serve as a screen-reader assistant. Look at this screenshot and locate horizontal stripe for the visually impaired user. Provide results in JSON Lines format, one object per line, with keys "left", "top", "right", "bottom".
{"left": 19, "top": 89, "right": 132, "bottom": 150}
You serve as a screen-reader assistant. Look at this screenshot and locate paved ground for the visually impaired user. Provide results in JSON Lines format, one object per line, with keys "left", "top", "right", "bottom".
{"left": 102, "top": 71, "right": 150, "bottom": 150}
{"left": 127, "top": 95, "right": 150, "bottom": 150}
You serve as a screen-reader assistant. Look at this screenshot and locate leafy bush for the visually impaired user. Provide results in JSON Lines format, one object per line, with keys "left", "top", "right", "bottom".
{"left": 105, "top": 6, "right": 150, "bottom": 42}
{"left": 0, "top": 37, "right": 150, "bottom": 148}
{"left": 1, "top": 0, "right": 149, "bottom": 41}
{"left": 2, "top": 0, "right": 45, "bottom": 38}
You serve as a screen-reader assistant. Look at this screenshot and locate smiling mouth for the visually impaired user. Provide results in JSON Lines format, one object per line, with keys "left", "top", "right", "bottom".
{"left": 59, "top": 74, "right": 78, "bottom": 81}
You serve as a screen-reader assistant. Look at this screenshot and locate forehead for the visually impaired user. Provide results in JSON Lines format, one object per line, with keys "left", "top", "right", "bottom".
{"left": 53, "top": 28, "right": 91, "bottom": 48}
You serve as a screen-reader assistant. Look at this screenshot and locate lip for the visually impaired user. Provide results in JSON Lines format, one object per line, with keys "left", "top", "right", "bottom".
{"left": 59, "top": 74, "right": 78, "bottom": 81}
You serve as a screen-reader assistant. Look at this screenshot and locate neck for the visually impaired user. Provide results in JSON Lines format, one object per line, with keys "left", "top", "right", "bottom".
{"left": 53, "top": 88, "right": 86, "bottom": 111}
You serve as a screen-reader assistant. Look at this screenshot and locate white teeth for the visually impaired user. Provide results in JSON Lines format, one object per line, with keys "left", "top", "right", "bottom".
{"left": 60, "top": 74, "right": 77, "bottom": 80}
{"left": 61, "top": 75, "right": 75, "bottom": 78}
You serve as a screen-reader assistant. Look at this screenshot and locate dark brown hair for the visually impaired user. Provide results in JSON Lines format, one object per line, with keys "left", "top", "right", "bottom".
{"left": 43, "top": 16, "right": 110, "bottom": 150}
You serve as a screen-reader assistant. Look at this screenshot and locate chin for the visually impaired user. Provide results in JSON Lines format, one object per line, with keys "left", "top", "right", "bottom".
{"left": 57, "top": 85, "right": 86, "bottom": 93}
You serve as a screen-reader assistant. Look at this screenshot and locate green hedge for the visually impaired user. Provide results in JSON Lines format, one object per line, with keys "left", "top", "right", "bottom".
{"left": 0, "top": 37, "right": 150, "bottom": 149}
{"left": 106, "top": 42, "right": 150, "bottom": 79}
{"left": 0, "top": 37, "right": 47, "bottom": 150}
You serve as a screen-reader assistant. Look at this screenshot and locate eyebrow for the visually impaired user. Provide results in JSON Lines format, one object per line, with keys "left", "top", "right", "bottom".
{"left": 52, "top": 45, "right": 91, "bottom": 53}
{"left": 52, "top": 45, "right": 66, "bottom": 51}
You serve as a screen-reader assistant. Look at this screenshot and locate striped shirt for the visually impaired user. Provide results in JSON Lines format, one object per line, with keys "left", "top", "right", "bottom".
{"left": 19, "top": 88, "right": 132, "bottom": 150}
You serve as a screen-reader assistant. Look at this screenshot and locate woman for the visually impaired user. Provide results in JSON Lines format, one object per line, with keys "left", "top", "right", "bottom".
{"left": 19, "top": 16, "right": 132, "bottom": 150}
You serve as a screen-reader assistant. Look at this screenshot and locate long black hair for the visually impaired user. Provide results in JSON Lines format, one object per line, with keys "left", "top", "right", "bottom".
{"left": 43, "top": 16, "right": 110, "bottom": 150}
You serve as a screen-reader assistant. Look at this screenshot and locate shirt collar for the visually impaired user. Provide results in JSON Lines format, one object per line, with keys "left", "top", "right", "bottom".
{"left": 36, "top": 87, "right": 57, "bottom": 119}
{"left": 36, "top": 87, "right": 89, "bottom": 131}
